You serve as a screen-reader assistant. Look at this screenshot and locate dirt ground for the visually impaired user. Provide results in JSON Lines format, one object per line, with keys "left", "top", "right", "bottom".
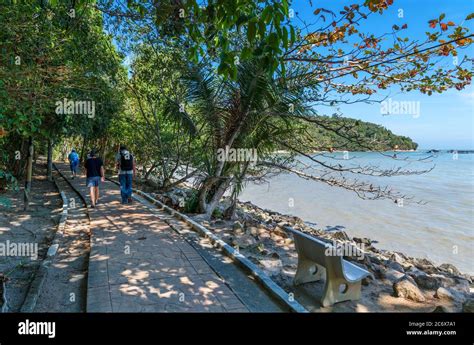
{"left": 0, "top": 163, "right": 62, "bottom": 311}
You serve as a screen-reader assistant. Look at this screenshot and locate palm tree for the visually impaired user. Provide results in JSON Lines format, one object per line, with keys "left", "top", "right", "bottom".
{"left": 173, "top": 60, "right": 308, "bottom": 218}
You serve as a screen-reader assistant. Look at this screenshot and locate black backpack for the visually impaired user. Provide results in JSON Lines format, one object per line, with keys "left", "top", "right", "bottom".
{"left": 120, "top": 150, "right": 133, "bottom": 171}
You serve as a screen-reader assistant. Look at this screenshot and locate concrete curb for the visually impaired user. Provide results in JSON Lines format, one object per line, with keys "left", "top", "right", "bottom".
{"left": 53, "top": 164, "right": 99, "bottom": 313}
{"left": 53, "top": 164, "right": 90, "bottom": 219}
{"left": 107, "top": 177, "right": 308, "bottom": 313}
{"left": 20, "top": 173, "right": 68, "bottom": 312}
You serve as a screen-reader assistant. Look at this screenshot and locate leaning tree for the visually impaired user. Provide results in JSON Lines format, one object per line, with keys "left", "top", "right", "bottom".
{"left": 98, "top": 0, "right": 473, "bottom": 218}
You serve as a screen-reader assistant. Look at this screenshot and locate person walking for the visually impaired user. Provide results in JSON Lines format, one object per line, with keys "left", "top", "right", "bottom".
{"left": 116, "top": 145, "right": 135, "bottom": 204}
{"left": 84, "top": 149, "right": 105, "bottom": 208}
{"left": 68, "top": 149, "right": 80, "bottom": 179}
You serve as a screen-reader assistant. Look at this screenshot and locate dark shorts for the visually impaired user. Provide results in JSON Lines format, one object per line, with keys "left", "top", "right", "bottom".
{"left": 86, "top": 176, "right": 101, "bottom": 187}
{"left": 70, "top": 161, "right": 78, "bottom": 172}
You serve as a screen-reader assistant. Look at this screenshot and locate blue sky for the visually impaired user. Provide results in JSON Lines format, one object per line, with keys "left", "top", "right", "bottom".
{"left": 113, "top": 0, "right": 473, "bottom": 149}
{"left": 291, "top": 0, "right": 474, "bottom": 149}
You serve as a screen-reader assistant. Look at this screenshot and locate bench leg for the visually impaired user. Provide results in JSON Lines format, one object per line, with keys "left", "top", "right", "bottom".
{"left": 294, "top": 258, "right": 325, "bottom": 286}
{"left": 321, "top": 279, "right": 362, "bottom": 307}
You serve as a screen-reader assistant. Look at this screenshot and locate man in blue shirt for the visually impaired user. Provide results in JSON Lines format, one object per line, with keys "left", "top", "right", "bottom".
{"left": 84, "top": 150, "right": 105, "bottom": 208}
{"left": 68, "top": 149, "right": 79, "bottom": 179}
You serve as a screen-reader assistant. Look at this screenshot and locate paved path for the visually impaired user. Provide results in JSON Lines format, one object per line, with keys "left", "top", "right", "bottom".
{"left": 33, "top": 169, "right": 90, "bottom": 312}
{"left": 55, "top": 163, "right": 263, "bottom": 312}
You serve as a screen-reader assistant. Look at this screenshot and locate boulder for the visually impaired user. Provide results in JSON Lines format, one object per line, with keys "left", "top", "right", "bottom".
{"left": 434, "top": 287, "right": 466, "bottom": 303}
{"left": 438, "top": 263, "right": 461, "bottom": 276}
{"left": 370, "top": 263, "right": 385, "bottom": 279}
{"left": 432, "top": 306, "right": 450, "bottom": 313}
{"left": 431, "top": 305, "right": 462, "bottom": 313}
{"left": 413, "top": 257, "right": 435, "bottom": 270}
{"left": 414, "top": 274, "right": 440, "bottom": 290}
{"left": 391, "top": 252, "right": 407, "bottom": 262}
{"left": 232, "top": 221, "right": 245, "bottom": 235}
{"left": 451, "top": 278, "right": 470, "bottom": 295}
{"left": 383, "top": 267, "right": 406, "bottom": 283}
{"left": 393, "top": 277, "right": 426, "bottom": 302}
{"left": 292, "top": 216, "right": 304, "bottom": 225}
{"left": 366, "top": 255, "right": 382, "bottom": 266}
{"left": 430, "top": 274, "right": 456, "bottom": 289}
{"left": 371, "top": 263, "right": 410, "bottom": 284}
{"left": 462, "top": 296, "right": 474, "bottom": 313}
{"left": 353, "top": 237, "right": 372, "bottom": 246}
{"left": 232, "top": 234, "right": 257, "bottom": 249}
{"left": 212, "top": 219, "right": 226, "bottom": 227}
{"left": 259, "top": 259, "right": 283, "bottom": 275}
{"left": 273, "top": 226, "right": 289, "bottom": 238}
{"left": 332, "top": 231, "right": 350, "bottom": 241}
{"left": 257, "top": 228, "right": 271, "bottom": 240}
{"left": 270, "top": 252, "right": 280, "bottom": 259}
{"left": 246, "top": 226, "right": 259, "bottom": 236}
{"left": 362, "top": 275, "right": 373, "bottom": 286}
{"left": 434, "top": 287, "right": 454, "bottom": 301}
{"left": 386, "top": 260, "right": 405, "bottom": 273}
{"left": 270, "top": 232, "right": 284, "bottom": 242}
{"left": 406, "top": 266, "right": 425, "bottom": 278}
{"left": 362, "top": 255, "right": 372, "bottom": 267}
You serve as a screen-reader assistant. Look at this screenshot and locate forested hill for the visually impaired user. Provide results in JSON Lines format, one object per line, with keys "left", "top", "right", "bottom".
{"left": 307, "top": 116, "right": 418, "bottom": 151}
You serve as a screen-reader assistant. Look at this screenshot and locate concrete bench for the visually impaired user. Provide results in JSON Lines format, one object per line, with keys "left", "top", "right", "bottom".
{"left": 285, "top": 227, "right": 371, "bottom": 307}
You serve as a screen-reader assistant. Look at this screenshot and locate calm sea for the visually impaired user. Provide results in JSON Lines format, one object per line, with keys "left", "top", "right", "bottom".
{"left": 240, "top": 151, "right": 474, "bottom": 274}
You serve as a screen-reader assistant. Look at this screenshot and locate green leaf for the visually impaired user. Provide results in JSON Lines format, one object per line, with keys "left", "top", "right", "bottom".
{"left": 247, "top": 21, "right": 256, "bottom": 42}
{"left": 466, "top": 13, "right": 474, "bottom": 21}
{"left": 281, "top": 0, "right": 289, "bottom": 16}
{"left": 262, "top": 7, "right": 271, "bottom": 24}
{"left": 236, "top": 15, "right": 248, "bottom": 28}
{"left": 241, "top": 46, "right": 252, "bottom": 59}
{"left": 290, "top": 26, "right": 296, "bottom": 44}
{"left": 280, "top": 61, "right": 286, "bottom": 76}
{"left": 258, "top": 20, "right": 266, "bottom": 36}
{"left": 268, "top": 32, "right": 279, "bottom": 49}
{"left": 282, "top": 26, "right": 288, "bottom": 48}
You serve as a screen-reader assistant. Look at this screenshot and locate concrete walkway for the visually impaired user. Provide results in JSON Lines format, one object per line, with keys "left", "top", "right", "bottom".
{"left": 55, "top": 164, "right": 252, "bottom": 312}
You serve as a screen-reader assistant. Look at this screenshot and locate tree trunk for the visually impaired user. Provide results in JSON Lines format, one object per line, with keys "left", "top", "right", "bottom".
{"left": 144, "top": 162, "right": 158, "bottom": 180}
{"left": 101, "top": 136, "right": 108, "bottom": 166}
{"left": 46, "top": 139, "right": 53, "bottom": 181}
{"left": 197, "top": 177, "right": 230, "bottom": 218}
{"left": 23, "top": 136, "right": 33, "bottom": 211}
{"left": 223, "top": 162, "right": 250, "bottom": 220}
{"left": 223, "top": 188, "right": 238, "bottom": 220}
{"left": 13, "top": 139, "right": 26, "bottom": 177}
{"left": 61, "top": 142, "right": 68, "bottom": 162}
{"left": 80, "top": 136, "right": 87, "bottom": 164}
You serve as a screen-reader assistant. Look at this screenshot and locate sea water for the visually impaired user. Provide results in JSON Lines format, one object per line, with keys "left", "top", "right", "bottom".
{"left": 240, "top": 150, "right": 474, "bottom": 274}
